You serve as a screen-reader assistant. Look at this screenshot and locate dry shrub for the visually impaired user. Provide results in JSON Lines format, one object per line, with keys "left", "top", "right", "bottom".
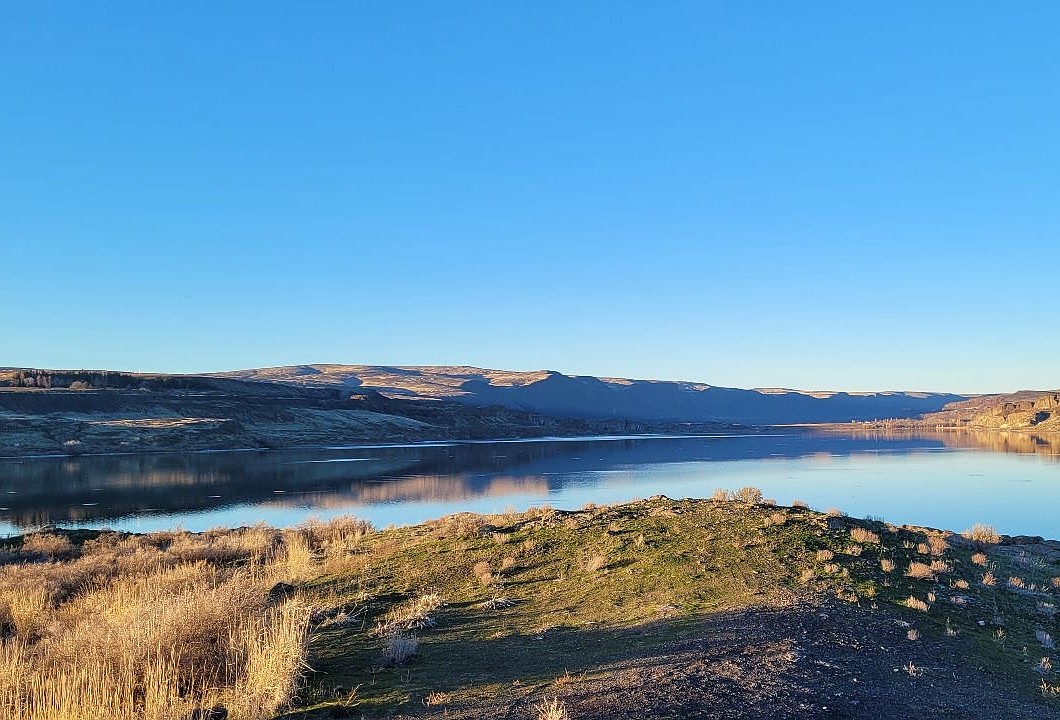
{"left": 277, "top": 531, "right": 317, "bottom": 582}
{"left": 535, "top": 697, "right": 570, "bottom": 720}
{"left": 1007, "top": 576, "right": 1026, "bottom": 590}
{"left": 951, "top": 578, "right": 969, "bottom": 590}
{"left": 822, "top": 563, "right": 841, "bottom": 574}
{"left": 480, "top": 596, "right": 515, "bottom": 611}
{"left": 850, "top": 528, "right": 880, "bottom": 545}
{"left": 1051, "top": 577, "right": 1060, "bottom": 589}
{"left": 585, "top": 555, "right": 608, "bottom": 573}
{"left": 472, "top": 561, "right": 495, "bottom": 587}
{"left": 981, "top": 571, "right": 997, "bottom": 586}
{"left": 929, "top": 560, "right": 951, "bottom": 574}
{"left": 907, "top": 628, "right": 920, "bottom": 641}
{"left": 906, "top": 562, "right": 936, "bottom": 580}
{"left": 730, "top": 487, "right": 763, "bottom": 504}
{"left": 825, "top": 508, "right": 845, "bottom": 518}
{"left": 927, "top": 535, "right": 950, "bottom": 556}
{"left": 380, "top": 594, "right": 445, "bottom": 633}
{"left": 916, "top": 543, "right": 931, "bottom": 555}
{"left": 423, "top": 690, "right": 450, "bottom": 706}
{"left": 380, "top": 632, "right": 418, "bottom": 667}
{"left": 880, "top": 558, "right": 896, "bottom": 573}
{"left": 844, "top": 544, "right": 863, "bottom": 557}
{"left": 963, "top": 524, "right": 1001, "bottom": 547}
{"left": 904, "top": 596, "right": 929, "bottom": 612}
{"left": 711, "top": 489, "right": 728, "bottom": 502}
{"left": 298, "top": 516, "right": 372, "bottom": 549}
{"left": 21, "top": 534, "right": 74, "bottom": 559}
{"left": 525, "top": 504, "right": 555, "bottom": 519}
{"left": 971, "top": 552, "right": 989, "bottom": 567}
{"left": 791, "top": 499, "right": 809, "bottom": 509}
{"left": 815, "top": 549, "right": 835, "bottom": 562}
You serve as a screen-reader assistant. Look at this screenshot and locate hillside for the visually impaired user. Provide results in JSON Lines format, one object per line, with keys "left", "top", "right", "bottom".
{"left": 219, "top": 365, "right": 966, "bottom": 425}
{"left": 923, "top": 390, "right": 1060, "bottom": 431}
{"left": 3, "top": 498, "right": 1057, "bottom": 719}
{"left": 0, "top": 369, "right": 691, "bottom": 457}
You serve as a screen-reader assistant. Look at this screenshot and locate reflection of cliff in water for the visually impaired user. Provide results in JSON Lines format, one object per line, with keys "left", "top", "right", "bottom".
{"left": 0, "top": 440, "right": 625, "bottom": 528}
{"left": 833, "top": 428, "right": 1060, "bottom": 459}
{"left": 1, "top": 430, "right": 1054, "bottom": 530}
{"left": 261, "top": 473, "right": 554, "bottom": 510}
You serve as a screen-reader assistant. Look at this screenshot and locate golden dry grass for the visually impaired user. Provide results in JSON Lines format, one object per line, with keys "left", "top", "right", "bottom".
{"left": 850, "top": 527, "right": 880, "bottom": 545}
{"left": 0, "top": 516, "right": 372, "bottom": 720}
{"left": 963, "top": 523, "right": 1001, "bottom": 546}
{"left": 906, "top": 561, "right": 936, "bottom": 580}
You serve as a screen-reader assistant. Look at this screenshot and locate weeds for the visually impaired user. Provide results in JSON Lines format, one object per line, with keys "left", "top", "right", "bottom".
{"left": 963, "top": 524, "right": 1001, "bottom": 547}
{"left": 534, "top": 697, "right": 570, "bottom": 720}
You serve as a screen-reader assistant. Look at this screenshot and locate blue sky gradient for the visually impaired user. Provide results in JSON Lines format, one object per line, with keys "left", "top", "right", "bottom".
{"left": 2, "top": 3, "right": 1058, "bottom": 393}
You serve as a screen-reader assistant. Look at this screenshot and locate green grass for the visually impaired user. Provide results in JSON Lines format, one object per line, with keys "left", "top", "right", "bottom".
{"left": 279, "top": 498, "right": 1059, "bottom": 715}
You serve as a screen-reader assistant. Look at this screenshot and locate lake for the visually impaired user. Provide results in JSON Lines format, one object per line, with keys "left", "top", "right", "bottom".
{"left": 1, "top": 429, "right": 1058, "bottom": 538}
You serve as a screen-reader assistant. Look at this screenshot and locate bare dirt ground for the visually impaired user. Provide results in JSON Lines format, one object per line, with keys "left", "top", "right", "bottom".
{"left": 369, "top": 595, "right": 1054, "bottom": 720}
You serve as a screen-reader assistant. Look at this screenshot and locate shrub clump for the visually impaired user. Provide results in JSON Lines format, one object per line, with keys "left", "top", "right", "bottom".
{"left": 963, "top": 524, "right": 1001, "bottom": 547}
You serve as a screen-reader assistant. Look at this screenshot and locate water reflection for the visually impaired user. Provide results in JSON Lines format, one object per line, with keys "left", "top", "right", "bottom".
{"left": 0, "top": 430, "right": 1057, "bottom": 536}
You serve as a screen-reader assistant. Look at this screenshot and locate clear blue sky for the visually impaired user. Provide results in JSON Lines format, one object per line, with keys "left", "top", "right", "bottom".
{"left": 2, "top": 3, "right": 1058, "bottom": 393}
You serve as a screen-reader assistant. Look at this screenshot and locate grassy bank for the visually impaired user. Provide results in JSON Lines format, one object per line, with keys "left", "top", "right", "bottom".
{"left": 1, "top": 496, "right": 1058, "bottom": 718}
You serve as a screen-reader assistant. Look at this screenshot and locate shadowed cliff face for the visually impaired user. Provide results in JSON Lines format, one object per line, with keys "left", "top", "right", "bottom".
{"left": 220, "top": 365, "right": 966, "bottom": 424}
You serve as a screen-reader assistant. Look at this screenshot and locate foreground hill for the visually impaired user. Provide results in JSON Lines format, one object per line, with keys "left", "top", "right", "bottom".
{"left": 922, "top": 390, "right": 1060, "bottom": 431}
{"left": 2, "top": 497, "right": 1057, "bottom": 719}
{"left": 220, "top": 365, "right": 966, "bottom": 425}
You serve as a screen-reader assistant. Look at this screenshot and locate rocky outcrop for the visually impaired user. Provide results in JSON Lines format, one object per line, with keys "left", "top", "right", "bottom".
{"left": 922, "top": 390, "right": 1060, "bottom": 430}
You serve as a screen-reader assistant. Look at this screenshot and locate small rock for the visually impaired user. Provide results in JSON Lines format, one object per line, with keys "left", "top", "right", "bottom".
{"left": 268, "top": 582, "right": 296, "bottom": 600}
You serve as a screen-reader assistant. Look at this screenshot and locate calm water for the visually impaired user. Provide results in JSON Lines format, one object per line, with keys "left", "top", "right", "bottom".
{"left": 1, "top": 430, "right": 1058, "bottom": 537}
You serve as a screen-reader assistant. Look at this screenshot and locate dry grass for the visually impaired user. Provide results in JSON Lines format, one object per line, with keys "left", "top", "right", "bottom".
{"left": 585, "top": 554, "right": 609, "bottom": 572}
{"left": 730, "top": 486, "right": 763, "bottom": 504}
{"left": 380, "top": 633, "right": 418, "bottom": 667}
{"left": 904, "top": 596, "right": 930, "bottom": 612}
{"left": 929, "top": 560, "right": 951, "bottom": 574}
{"left": 0, "top": 518, "right": 373, "bottom": 720}
{"left": 850, "top": 528, "right": 880, "bottom": 545}
{"left": 472, "top": 561, "right": 496, "bottom": 587}
{"left": 906, "top": 562, "right": 936, "bottom": 580}
{"left": 926, "top": 535, "right": 950, "bottom": 556}
{"left": 535, "top": 697, "right": 570, "bottom": 720}
{"left": 963, "top": 524, "right": 1001, "bottom": 547}
{"left": 20, "top": 533, "right": 74, "bottom": 559}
